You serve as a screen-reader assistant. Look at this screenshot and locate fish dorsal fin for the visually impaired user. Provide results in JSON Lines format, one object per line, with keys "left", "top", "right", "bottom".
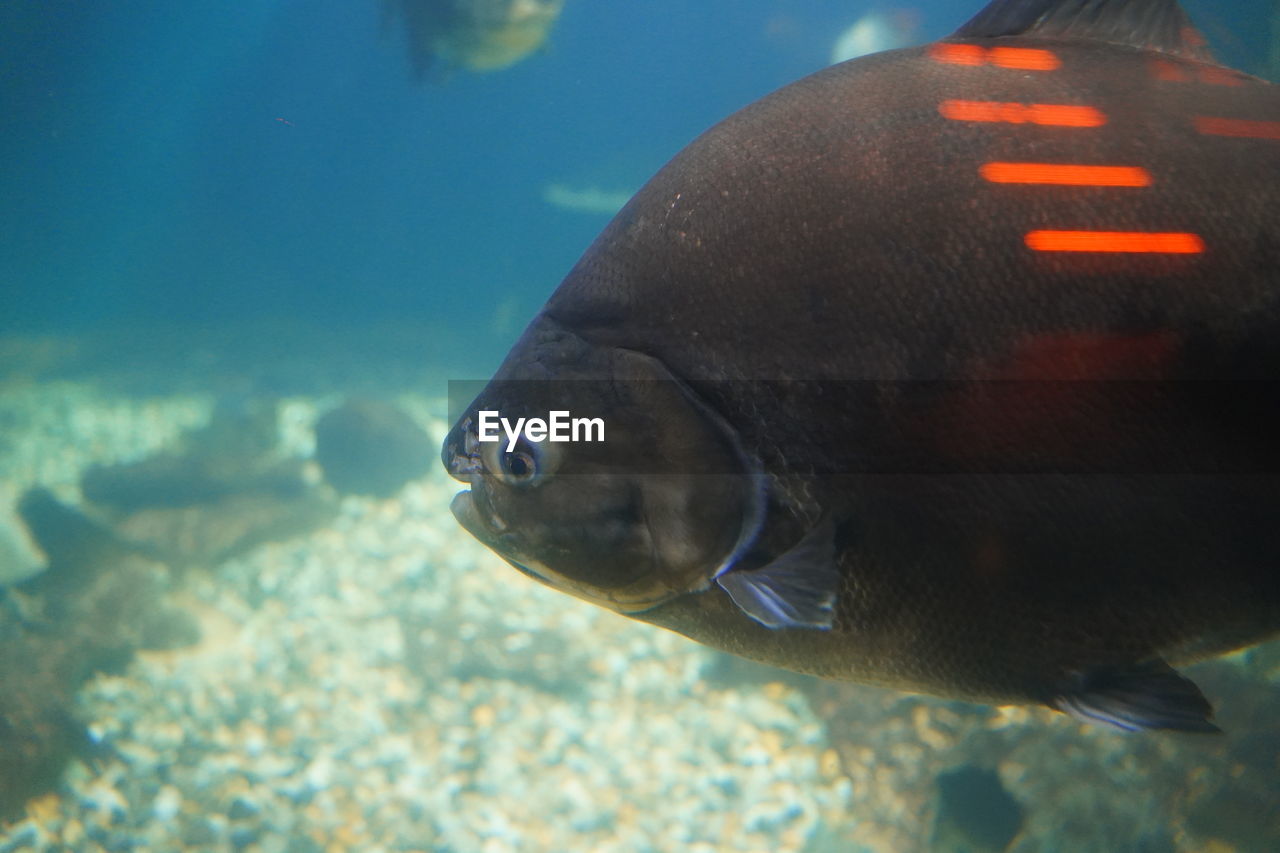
{"left": 952, "top": 0, "right": 1216, "bottom": 63}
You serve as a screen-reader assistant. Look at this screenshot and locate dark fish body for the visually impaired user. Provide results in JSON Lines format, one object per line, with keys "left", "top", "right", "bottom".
{"left": 445, "top": 0, "right": 1280, "bottom": 731}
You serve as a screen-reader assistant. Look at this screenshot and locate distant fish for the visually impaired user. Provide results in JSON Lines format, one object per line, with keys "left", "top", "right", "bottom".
{"left": 444, "top": 0, "right": 1280, "bottom": 732}
{"left": 830, "top": 10, "right": 918, "bottom": 64}
{"left": 384, "top": 0, "right": 565, "bottom": 76}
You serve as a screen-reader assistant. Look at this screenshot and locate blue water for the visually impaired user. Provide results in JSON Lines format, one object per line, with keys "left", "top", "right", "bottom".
{"left": 2, "top": 0, "right": 1268, "bottom": 369}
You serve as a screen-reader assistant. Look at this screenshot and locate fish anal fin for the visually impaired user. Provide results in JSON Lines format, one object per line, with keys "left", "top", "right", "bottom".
{"left": 1051, "top": 658, "right": 1221, "bottom": 733}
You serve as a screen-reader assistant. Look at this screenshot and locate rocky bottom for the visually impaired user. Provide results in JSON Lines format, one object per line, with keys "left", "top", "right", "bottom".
{"left": 0, "top": 377, "right": 1276, "bottom": 852}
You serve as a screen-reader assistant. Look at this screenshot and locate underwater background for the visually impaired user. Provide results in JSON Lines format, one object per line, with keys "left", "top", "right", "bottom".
{"left": 1, "top": 0, "right": 1278, "bottom": 850}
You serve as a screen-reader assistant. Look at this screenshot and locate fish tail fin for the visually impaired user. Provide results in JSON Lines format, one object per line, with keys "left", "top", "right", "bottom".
{"left": 1050, "top": 658, "right": 1221, "bottom": 733}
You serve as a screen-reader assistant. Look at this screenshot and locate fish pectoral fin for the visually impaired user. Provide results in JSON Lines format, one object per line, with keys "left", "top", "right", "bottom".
{"left": 715, "top": 518, "right": 839, "bottom": 630}
{"left": 1050, "top": 659, "right": 1221, "bottom": 734}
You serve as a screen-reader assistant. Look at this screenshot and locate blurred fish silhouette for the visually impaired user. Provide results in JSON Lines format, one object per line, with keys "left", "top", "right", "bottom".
{"left": 444, "top": 0, "right": 1280, "bottom": 732}
{"left": 384, "top": 0, "right": 564, "bottom": 76}
{"left": 830, "top": 9, "right": 919, "bottom": 64}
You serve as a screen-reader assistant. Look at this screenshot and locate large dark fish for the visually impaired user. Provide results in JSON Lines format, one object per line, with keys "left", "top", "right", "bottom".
{"left": 443, "top": 0, "right": 1280, "bottom": 732}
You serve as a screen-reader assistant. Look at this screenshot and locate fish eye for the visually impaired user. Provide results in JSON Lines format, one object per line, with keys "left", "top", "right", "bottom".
{"left": 502, "top": 450, "right": 537, "bottom": 483}
{"left": 480, "top": 438, "right": 561, "bottom": 488}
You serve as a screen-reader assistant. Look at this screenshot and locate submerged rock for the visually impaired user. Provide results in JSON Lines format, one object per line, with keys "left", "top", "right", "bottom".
{"left": 313, "top": 399, "right": 433, "bottom": 499}
{"left": 101, "top": 480, "right": 335, "bottom": 569}
{"left": 0, "top": 489, "right": 196, "bottom": 819}
{"left": 932, "top": 765, "right": 1024, "bottom": 852}
{"left": 1187, "top": 779, "right": 1280, "bottom": 853}
{"left": 81, "top": 395, "right": 290, "bottom": 513}
{"left": 81, "top": 397, "right": 337, "bottom": 566}
{"left": 1179, "top": 663, "right": 1280, "bottom": 850}
{"left": 0, "top": 639, "right": 91, "bottom": 823}
{"left": 0, "top": 395, "right": 336, "bottom": 817}
{"left": 0, "top": 484, "right": 43, "bottom": 586}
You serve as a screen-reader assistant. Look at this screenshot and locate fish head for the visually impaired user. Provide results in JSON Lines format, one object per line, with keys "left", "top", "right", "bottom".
{"left": 442, "top": 321, "right": 763, "bottom": 615}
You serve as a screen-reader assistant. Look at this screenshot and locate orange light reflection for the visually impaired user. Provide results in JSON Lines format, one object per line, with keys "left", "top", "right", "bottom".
{"left": 989, "top": 47, "right": 1060, "bottom": 70}
{"left": 939, "top": 100, "right": 1105, "bottom": 127}
{"left": 928, "top": 43, "right": 985, "bottom": 65}
{"left": 1025, "top": 231, "right": 1204, "bottom": 254}
{"left": 1198, "top": 67, "right": 1245, "bottom": 86}
{"left": 1149, "top": 59, "right": 1191, "bottom": 81}
{"left": 1149, "top": 58, "right": 1248, "bottom": 86}
{"left": 981, "top": 163, "right": 1151, "bottom": 187}
{"left": 1195, "top": 116, "right": 1280, "bottom": 140}
{"left": 927, "top": 43, "right": 1059, "bottom": 71}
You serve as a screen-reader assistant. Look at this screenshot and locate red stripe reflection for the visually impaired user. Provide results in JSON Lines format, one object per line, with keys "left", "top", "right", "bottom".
{"left": 989, "top": 47, "right": 1060, "bottom": 70}
{"left": 939, "top": 100, "right": 1105, "bottom": 127}
{"left": 928, "top": 43, "right": 985, "bottom": 65}
{"left": 1197, "top": 66, "right": 1245, "bottom": 86}
{"left": 928, "top": 43, "right": 1059, "bottom": 71}
{"left": 1149, "top": 58, "right": 1248, "bottom": 86}
{"left": 1025, "top": 231, "right": 1205, "bottom": 254}
{"left": 1195, "top": 116, "right": 1280, "bottom": 140}
{"left": 982, "top": 163, "right": 1151, "bottom": 186}
{"left": 1149, "top": 59, "right": 1190, "bottom": 82}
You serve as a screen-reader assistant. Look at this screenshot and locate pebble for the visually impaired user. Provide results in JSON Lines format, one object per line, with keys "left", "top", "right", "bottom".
{"left": 151, "top": 786, "right": 182, "bottom": 823}
{"left": 0, "top": 820, "right": 45, "bottom": 853}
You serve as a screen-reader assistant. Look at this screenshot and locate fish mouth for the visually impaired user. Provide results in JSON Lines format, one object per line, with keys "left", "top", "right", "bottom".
{"left": 443, "top": 416, "right": 483, "bottom": 484}
{"left": 448, "top": 489, "right": 679, "bottom": 614}
{"left": 449, "top": 489, "right": 548, "bottom": 582}
{"left": 444, "top": 417, "right": 511, "bottom": 537}
{"left": 445, "top": 417, "right": 548, "bottom": 582}
{"left": 449, "top": 487, "right": 509, "bottom": 538}
{"left": 442, "top": 416, "right": 688, "bottom": 615}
